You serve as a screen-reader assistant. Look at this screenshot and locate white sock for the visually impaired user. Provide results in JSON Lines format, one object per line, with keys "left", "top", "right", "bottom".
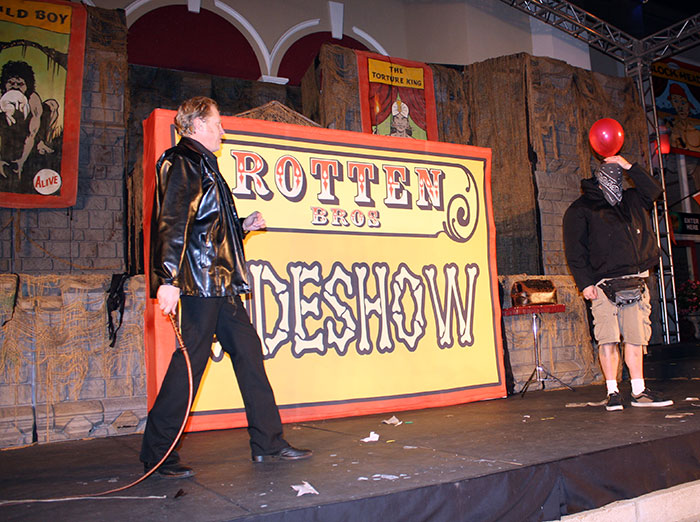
{"left": 606, "top": 380, "right": 619, "bottom": 395}
{"left": 631, "top": 379, "right": 645, "bottom": 396}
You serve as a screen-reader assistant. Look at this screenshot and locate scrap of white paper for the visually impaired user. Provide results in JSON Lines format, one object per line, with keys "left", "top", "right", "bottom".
{"left": 685, "top": 397, "right": 700, "bottom": 401}
{"left": 291, "top": 481, "right": 319, "bottom": 496}
{"left": 587, "top": 399, "right": 607, "bottom": 406}
{"left": 382, "top": 415, "right": 403, "bottom": 426}
{"left": 565, "top": 399, "right": 606, "bottom": 407}
{"left": 372, "top": 474, "right": 399, "bottom": 480}
{"left": 665, "top": 412, "right": 694, "bottom": 419}
{"left": 361, "top": 431, "right": 380, "bottom": 442}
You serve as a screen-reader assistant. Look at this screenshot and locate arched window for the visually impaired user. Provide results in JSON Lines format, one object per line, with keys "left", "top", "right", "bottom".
{"left": 127, "top": 6, "right": 260, "bottom": 80}
{"left": 278, "top": 32, "right": 369, "bottom": 85}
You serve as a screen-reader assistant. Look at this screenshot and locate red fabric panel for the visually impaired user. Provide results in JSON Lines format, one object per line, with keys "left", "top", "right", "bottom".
{"left": 128, "top": 6, "right": 260, "bottom": 80}
{"left": 398, "top": 85, "right": 426, "bottom": 129}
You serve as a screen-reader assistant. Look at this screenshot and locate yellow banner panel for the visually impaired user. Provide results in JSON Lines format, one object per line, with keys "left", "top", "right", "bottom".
{"left": 0, "top": 0, "right": 72, "bottom": 34}
{"left": 367, "top": 57, "right": 425, "bottom": 89}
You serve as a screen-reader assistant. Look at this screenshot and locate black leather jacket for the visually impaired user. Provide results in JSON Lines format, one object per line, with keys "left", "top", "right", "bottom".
{"left": 149, "top": 136, "right": 250, "bottom": 298}
{"left": 563, "top": 163, "right": 662, "bottom": 291}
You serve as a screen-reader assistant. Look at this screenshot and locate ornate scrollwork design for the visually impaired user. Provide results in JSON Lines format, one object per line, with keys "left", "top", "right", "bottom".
{"left": 443, "top": 167, "right": 479, "bottom": 243}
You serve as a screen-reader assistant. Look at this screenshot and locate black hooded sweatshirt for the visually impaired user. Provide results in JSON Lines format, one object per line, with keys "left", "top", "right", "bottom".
{"left": 562, "top": 163, "right": 663, "bottom": 292}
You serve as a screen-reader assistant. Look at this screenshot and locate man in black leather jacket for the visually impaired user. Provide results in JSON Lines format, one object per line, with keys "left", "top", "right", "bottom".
{"left": 140, "top": 97, "right": 311, "bottom": 479}
{"left": 563, "top": 155, "right": 673, "bottom": 412}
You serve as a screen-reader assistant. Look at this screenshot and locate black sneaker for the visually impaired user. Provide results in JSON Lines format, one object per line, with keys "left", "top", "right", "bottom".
{"left": 631, "top": 388, "right": 674, "bottom": 408}
{"left": 605, "top": 392, "right": 624, "bottom": 411}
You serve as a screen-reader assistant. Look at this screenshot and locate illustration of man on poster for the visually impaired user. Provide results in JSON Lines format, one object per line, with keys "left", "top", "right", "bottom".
{"left": 651, "top": 58, "right": 700, "bottom": 158}
{"left": 389, "top": 99, "right": 414, "bottom": 138}
{"left": 668, "top": 83, "right": 700, "bottom": 152}
{"left": 0, "top": 60, "right": 62, "bottom": 190}
{"left": 369, "top": 81, "right": 427, "bottom": 139}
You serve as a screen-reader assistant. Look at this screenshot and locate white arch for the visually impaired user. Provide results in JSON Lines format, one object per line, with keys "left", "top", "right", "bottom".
{"left": 213, "top": 0, "right": 273, "bottom": 75}
{"left": 351, "top": 26, "right": 388, "bottom": 56}
{"left": 212, "top": 3, "right": 322, "bottom": 80}
{"left": 269, "top": 18, "right": 321, "bottom": 75}
{"left": 125, "top": 0, "right": 154, "bottom": 18}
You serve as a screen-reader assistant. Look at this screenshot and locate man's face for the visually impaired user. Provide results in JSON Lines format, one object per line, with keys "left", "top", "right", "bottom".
{"left": 393, "top": 113, "right": 409, "bottom": 132}
{"left": 5, "top": 76, "right": 27, "bottom": 93}
{"left": 671, "top": 94, "right": 689, "bottom": 118}
{"left": 193, "top": 106, "right": 224, "bottom": 152}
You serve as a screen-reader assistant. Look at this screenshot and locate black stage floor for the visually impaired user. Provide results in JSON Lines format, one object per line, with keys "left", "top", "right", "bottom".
{"left": 1, "top": 345, "right": 699, "bottom": 522}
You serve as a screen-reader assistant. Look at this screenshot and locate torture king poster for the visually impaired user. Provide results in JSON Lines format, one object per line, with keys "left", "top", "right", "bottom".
{"left": 143, "top": 111, "right": 505, "bottom": 431}
{"left": 356, "top": 50, "right": 438, "bottom": 141}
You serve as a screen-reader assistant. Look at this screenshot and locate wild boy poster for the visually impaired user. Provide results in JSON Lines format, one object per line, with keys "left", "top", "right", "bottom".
{"left": 0, "top": 0, "right": 86, "bottom": 208}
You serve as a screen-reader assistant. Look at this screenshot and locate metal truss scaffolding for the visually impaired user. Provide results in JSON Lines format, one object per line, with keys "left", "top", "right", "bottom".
{"left": 628, "top": 62, "right": 680, "bottom": 344}
{"left": 500, "top": 0, "right": 700, "bottom": 342}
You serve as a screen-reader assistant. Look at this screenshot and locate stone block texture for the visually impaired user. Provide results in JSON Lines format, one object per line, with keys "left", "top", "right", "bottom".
{"left": 0, "top": 274, "right": 146, "bottom": 447}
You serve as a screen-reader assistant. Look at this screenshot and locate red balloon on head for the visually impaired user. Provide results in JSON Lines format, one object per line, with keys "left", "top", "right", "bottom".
{"left": 588, "top": 118, "right": 624, "bottom": 157}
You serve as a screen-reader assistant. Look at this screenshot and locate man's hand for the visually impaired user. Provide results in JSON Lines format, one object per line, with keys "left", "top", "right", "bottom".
{"left": 243, "top": 211, "right": 266, "bottom": 232}
{"left": 157, "top": 284, "right": 181, "bottom": 315}
{"left": 582, "top": 285, "right": 598, "bottom": 300}
{"left": 604, "top": 155, "right": 632, "bottom": 170}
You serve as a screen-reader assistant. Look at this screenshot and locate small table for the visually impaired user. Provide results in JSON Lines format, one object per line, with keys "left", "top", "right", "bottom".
{"left": 502, "top": 304, "right": 574, "bottom": 397}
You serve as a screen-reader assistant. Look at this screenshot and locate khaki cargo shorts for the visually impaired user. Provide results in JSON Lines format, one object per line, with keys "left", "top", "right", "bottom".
{"left": 590, "top": 281, "right": 652, "bottom": 346}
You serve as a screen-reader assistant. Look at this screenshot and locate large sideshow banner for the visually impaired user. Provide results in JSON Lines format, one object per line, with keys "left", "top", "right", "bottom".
{"left": 0, "top": 0, "right": 86, "bottom": 208}
{"left": 143, "top": 110, "right": 505, "bottom": 432}
{"left": 356, "top": 51, "right": 438, "bottom": 141}
{"left": 652, "top": 58, "right": 700, "bottom": 158}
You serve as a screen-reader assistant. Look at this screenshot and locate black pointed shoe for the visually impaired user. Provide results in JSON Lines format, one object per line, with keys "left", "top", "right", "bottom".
{"left": 144, "top": 462, "right": 196, "bottom": 479}
{"left": 252, "top": 445, "right": 313, "bottom": 462}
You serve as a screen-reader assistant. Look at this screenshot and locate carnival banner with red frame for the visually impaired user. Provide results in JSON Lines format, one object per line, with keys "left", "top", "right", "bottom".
{"left": 356, "top": 50, "right": 438, "bottom": 141}
{"left": 143, "top": 109, "right": 504, "bottom": 432}
{"left": 652, "top": 58, "right": 700, "bottom": 158}
{"left": 0, "top": 0, "right": 86, "bottom": 208}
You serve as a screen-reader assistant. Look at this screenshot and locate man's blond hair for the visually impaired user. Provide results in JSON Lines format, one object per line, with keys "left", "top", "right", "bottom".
{"left": 174, "top": 96, "right": 218, "bottom": 136}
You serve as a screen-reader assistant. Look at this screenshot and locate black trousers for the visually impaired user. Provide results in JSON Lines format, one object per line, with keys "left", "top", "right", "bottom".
{"left": 140, "top": 295, "right": 287, "bottom": 466}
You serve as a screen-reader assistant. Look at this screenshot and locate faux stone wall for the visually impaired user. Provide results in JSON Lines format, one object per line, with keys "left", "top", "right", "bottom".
{"left": 465, "top": 54, "right": 541, "bottom": 276}
{"left": 0, "top": 274, "right": 146, "bottom": 448}
{"left": 525, "top": 58, "right": 649, "bottom": 277}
